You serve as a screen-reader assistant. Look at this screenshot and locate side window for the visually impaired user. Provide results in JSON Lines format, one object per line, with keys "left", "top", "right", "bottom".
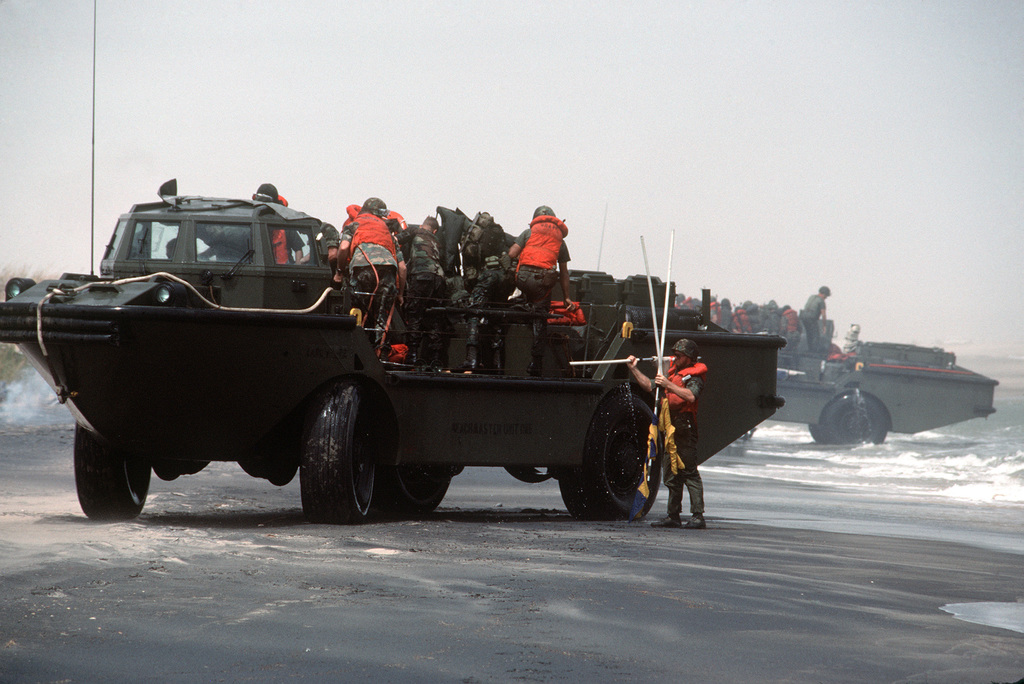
{"left": 196, "top": 223, "right": 253, "bottom": 263}
{"left": 127, "top": 220, "right": 181, "bottom": 260}
{"left": 102, "top": 218, "right": 131, "bottom": 261}
{"left": 268, "top": 225, "right": 315, "bottom": 266}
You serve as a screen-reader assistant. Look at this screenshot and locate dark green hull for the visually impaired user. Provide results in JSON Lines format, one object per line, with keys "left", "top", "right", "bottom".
{"left": 0, "top": 182, "right": 786, "bottom": 522}
{"left": 774, "top": 342, "right": 997, "bottom": 444}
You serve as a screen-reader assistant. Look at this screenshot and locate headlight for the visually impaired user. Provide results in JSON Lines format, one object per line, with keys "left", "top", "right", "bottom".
{"left": 153, "top": 284, "right": 173, "bottom": 304}
{"left": 151, "top": 282, "right": 185, "bottom": 306}
{"left": 5, "top": 278, "right": 37, "bottom": 301}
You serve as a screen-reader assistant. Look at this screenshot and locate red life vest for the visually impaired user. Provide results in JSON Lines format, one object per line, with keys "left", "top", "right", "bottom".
{"left": 518, "top": 215, "right": 568, "bottom": 271}
{"left": 342, "top": 204, "right": 361, "bottom": 229}
{"left": 271, "top": 229, "right": 289, "bottom": 264}
{"left": 666, "top": 362, "right": 707, "bottom": 415}
{"left": 349, "top": 213, "right": 397, "bottom": 260}
{"left": 547, "top": 301, "right": 586, "bottom": 326}
{"left": 709, "top": 300, "right": 719, "bottom": 323}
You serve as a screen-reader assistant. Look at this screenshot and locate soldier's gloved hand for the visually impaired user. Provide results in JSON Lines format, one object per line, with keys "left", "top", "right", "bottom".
{"left": 499, "top": 254, "right": 512, "bottom": 271}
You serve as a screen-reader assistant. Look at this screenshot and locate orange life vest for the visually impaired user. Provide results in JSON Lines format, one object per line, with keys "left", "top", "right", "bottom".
{"left": 271, "top": 229, "right": 289, "bottom": 264}
{"left": 342, "top": 204, "right": 361, "bottom": 229}
{"left": 781, "top": 308, "right": 800, "bottom": 333}
{"left": 349, "top": 213, "right": 397, "bottom": 260}
{"left": 518, "top": 215, "right": 568, "bottom": 271}
{"left": 666, "top": 362, "right": 707, "bottom": 415}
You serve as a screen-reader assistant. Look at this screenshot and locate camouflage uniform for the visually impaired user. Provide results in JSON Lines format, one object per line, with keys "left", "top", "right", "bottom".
{"left": 400, "top": 221, "right": 449, "bottom": 367}
{"left": 343, "top": 218, "right": 404, "bottom": 346}
{"left": 461, "top": 214, "right": 514, "bottom": 371}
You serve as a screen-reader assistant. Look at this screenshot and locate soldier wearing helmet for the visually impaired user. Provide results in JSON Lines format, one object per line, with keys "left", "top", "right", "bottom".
{"left": 507, "top": 206, "right": 574, "bottom": 376}
{"left": 460, "top": 212, "right": 514, "bottom": 372}
{"left": 800, "top": 286, "right": 831, "bottom": 354}
{"left": 337, "top": 198, "right": 407, "bottom": 352}
{"left": 627, "top": 338, "right": 709, "bottom": 529}
{"left": 399, "top": 216, "right": 448, "bottom": 369}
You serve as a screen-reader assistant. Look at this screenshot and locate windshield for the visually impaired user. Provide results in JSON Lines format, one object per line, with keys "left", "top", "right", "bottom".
{"left": 127, "top": 220, "right": 181, "bottom": 260}
{"left": 196, "top": 223, "right": 252, "bottom": 263}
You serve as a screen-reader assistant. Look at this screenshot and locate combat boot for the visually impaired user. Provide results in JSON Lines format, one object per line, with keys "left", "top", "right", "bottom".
{"left": 650, "top": 516, "right": 683, "bottom": 529}
{"left": 461, "top": 318, "right": 481, "bottom": 371}
{"left": 684, "top": 514, "right": 706, "bottom": 529}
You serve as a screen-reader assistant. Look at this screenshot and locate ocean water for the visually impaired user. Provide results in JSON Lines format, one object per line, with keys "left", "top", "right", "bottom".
{"left": 708, "top": 396, "right": 1024, "bottom": 556}
{"left": 0, "top": 370, "right": 65, "bottom": 427}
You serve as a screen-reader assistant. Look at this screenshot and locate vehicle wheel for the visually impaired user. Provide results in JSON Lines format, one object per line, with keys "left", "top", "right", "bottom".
{"left": 807, "top": 423, "right": 833, "bottom": 444}
{"left": 374, "top": 465, "right": 452, "bottom": 515}
{"left": 74, "top": 425, "right": 150, "bottom": 521}
{"left": 560, "top": 389, "right": 660, "bottom": 520}
{"left": 819, "top": 392, "right": 889, "bottom": 445}
{"left": 300, "top": 381, "right": 376, "bottom": 524}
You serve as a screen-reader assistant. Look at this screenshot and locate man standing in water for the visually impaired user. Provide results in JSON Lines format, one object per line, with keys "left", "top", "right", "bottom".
{"left": 627, "top": 339, "right": 709, "bottom": 529}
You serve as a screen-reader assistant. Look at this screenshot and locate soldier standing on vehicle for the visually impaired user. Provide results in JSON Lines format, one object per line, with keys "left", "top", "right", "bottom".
{"left": 337, "top": 198, "right": 407, "bottom": 352}
{"left": 399, "top": 216, "right": 448, "bottom": 369}
{"left": 627, "top": 338, "right": 709, "bottom": 529}
{"left": 253, "top": 184, "right": 309, "bottom": 265}
{"left": 460, "top": 212, "right": 514, "bottom": 371}
{"left": 507, "top": 206, "right": 574, "bottom": 377}
{"left": 800, "top": 286, "right": 830, "bottom": 353}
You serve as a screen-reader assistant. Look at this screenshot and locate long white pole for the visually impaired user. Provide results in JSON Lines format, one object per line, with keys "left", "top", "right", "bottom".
{"left": 659, "top": 231, "right": 675, "bottom": 359}
{"left": 639, "top": 236, "right": 663, "bottom": 381}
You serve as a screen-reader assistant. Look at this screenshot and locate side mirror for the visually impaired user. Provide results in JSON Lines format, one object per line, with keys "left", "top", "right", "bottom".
{"left": 158, "top": 179, "right": 178, "bottom": 202}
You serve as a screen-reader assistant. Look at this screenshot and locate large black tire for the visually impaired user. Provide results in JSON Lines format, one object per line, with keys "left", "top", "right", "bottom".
{"left": 808, "top": 423, "right": 833, "bottom": 444}
{"left": 300, "top": 381, "right": 376, "bottom": 524}
{"left": 74, "top": 425, "right": 150, "bottom": 521}
{"left": 818, "top": 392, "right": 889, "bottom": 445}
{"left": 373, "top": 465, "right": 452, "bottom": 515}
{"left": 559, "top": 389, "right": 660, "bottom": 520}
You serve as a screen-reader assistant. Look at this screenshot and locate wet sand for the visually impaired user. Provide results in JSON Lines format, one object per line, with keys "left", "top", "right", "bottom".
{"left": 1, "top": 424, "right": 1022, "bottom": 683}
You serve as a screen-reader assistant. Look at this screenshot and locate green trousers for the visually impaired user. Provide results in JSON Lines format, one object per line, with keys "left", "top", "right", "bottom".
{"left": 664, "top": 414, "right": 704, "bottom": 518}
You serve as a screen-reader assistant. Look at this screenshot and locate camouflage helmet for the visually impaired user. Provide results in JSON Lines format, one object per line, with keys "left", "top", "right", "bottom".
{"left": 362, "top": 197, "right": 388, "bottom": 218}
{"left": 476, "top": 212, "right": 495, "bottom": 229}
{"left": 819, "top": 286, "right": 831, "bottom": 297}
{"left": 671, "top": 338, "right": 699, "bottom": 359}
{"left": 533, "top": 205, "right": 555, "bottom": 219}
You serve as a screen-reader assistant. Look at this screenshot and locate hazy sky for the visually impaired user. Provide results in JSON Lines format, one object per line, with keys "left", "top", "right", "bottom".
{"left": 2, "top": 0, "right": 1022, "bottom": 346}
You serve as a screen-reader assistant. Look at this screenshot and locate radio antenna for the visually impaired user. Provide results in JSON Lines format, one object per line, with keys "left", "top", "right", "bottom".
{"left": 89, "top": 0, "right": 97, "bottom": 275}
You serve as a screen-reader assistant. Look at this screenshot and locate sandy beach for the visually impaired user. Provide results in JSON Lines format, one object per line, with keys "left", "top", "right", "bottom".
{"left": 1, "top": 422, "right": 1022, "bottom": 683}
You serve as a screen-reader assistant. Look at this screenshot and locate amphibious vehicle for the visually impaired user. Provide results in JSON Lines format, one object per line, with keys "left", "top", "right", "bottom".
{"left": 772, "top": 330, "right": 997, "bottom": 444}
{"left": 0, "top": 181, "right": 785, "bottom": 523}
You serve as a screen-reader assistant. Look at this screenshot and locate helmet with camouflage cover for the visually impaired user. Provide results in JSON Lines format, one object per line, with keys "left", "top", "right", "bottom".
{"left": 362, "top": 197, "right": 388, "bottom": 218}
{"left": 533, "top": 205, "right": 555, "bottom": 219}
{"left": 671, "top": 339, "right": 699, "bottom": 359}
